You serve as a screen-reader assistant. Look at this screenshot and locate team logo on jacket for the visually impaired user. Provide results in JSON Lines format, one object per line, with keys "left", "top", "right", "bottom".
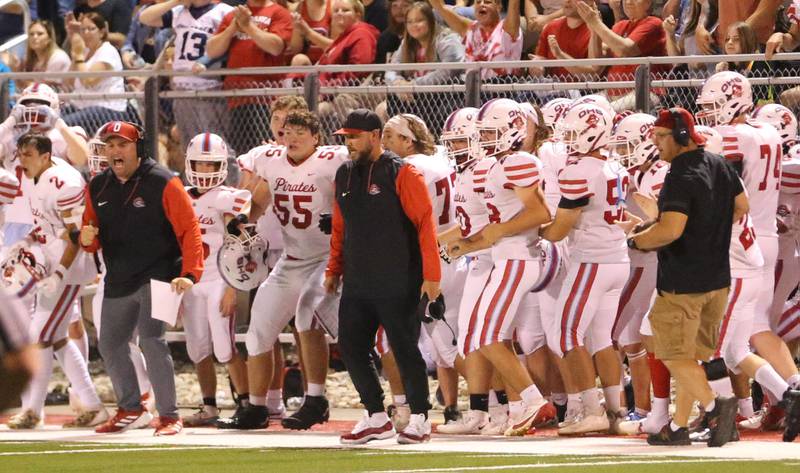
{"left": 133, "top": 197, "right": 146, "bottom": 208}
{"left": 368, "top": 184, "right": 381, "bottom": 195}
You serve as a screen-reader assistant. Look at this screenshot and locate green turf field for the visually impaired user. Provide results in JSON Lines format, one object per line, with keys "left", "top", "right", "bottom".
{"left": 0, "top": 442, "right": 796, "bottom": 473}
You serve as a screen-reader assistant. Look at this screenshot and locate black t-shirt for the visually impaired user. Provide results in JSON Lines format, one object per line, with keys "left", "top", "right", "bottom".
{"left": 656, "top": 149, "right": 743, "bottom": 294}
{"left": 74, "top": 0, "right": 133, "bottom": 35}
{"left": 364, "top": 0, "right": 389, "bottom": 34}
{"left": 375, "top": 29, "right": 401, "bottom": 65}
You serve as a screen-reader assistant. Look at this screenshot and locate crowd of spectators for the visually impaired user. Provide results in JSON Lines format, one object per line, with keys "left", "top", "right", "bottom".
{"left": 0, "top": 0, "right": 799, "bottom": 156}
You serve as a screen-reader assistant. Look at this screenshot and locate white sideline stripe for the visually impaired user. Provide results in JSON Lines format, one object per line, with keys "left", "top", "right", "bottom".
{"left": 0, "top": 446, "right": 250, "bottom": 456}
{"left": 361, "top": 458, "right": 758, "bottom": 473}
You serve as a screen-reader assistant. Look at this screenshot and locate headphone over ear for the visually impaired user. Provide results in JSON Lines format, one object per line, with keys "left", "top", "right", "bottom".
{"left": 131, "top": 123, "right": 147, "bottom": 159}
{"left": 670, "top": 108, "right": 690, "bottom": 147}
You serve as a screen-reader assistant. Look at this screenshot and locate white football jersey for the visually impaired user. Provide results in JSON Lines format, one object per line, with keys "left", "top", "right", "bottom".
{"left": 779, "top": 156, "right": 800, "bottom": 257}
{"left": 537, "top": 140, "right": 569, "bottom": 214}
{"left": 716, "top": 121, "right": 782, "bottom": 239}
{"left": 558, "top": 156, "right": 630, "bottom": 264}
{"left": 637, "top": 160, "right": 670, "bottom": 201}
{"left": 730, "top": 212, "right": 764, "bottom": 278}
{"left": 170, "top": 3, "right": 234, "bottom": 90}
{"left": 237, "top": 144, "right": 285, "bottom": 251}
{"left": 404, "top": 153, "right": 456, "bottom": 233}
{"left": 1, "top": 125, "right": 84, "bottom": 225}
{"left": 187, "top": 185, "right": 252, "bottom": 282}
{"left": 454, "top": 161, "right": 492, "bottom": 242}
{"left": 257, "top": 145, "right": 348, "bottom": 260}
{"left": 481, "top": 151, "right": 543, "bottom": 261}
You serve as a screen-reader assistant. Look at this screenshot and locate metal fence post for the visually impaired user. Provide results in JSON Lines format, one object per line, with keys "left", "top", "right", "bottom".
{"left": 144, "top": 76, "right": 159, "bottom": 160}
{"left": 0, "top": 79, "right": 8, "bottom": 121}
{"left": 634, "top": 63, "right": 651, "bottom": 113}
{"left": 465, "top": 68, "right": 481, "bottom": 108}
{"left": 304, "top": 72, "right": 320, "bottom": 112}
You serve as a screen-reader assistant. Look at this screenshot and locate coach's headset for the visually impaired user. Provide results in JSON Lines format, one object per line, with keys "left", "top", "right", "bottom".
{"left": 100, "top": 121, "right": 148, "bottom": 159}
{"left": 669, "top": 108, "right": 690, "bottom": 147}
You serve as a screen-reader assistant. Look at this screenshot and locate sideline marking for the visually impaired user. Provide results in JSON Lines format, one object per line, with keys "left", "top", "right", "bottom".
{"left": 362, "top": 457, "right": 763, "bottom": 473}
{"left": 0, "top": 446, "right": 250, "bottom": 456}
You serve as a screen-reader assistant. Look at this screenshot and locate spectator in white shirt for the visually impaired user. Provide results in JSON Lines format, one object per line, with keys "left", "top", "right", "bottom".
{"left": 62, "top": 12, "right": 132, "bottom": 134}
{"left": 17, "top": 20, "right": 72, "bottom": 90}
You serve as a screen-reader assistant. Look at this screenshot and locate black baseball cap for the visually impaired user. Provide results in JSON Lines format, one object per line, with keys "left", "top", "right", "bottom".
{"left": 334, "top": 109, "right": 383, "bottom": 135}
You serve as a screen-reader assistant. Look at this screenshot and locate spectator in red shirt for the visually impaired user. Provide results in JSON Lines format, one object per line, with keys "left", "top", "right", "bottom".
{"left": 207, "top": 1, "right": 293, "bottom": 154}
{"left": 528, "top": 0, "right": 598, "bottom": 82}
{"left": 287, "top": 0, "right": 334, "bottom": 64}
{"left": 578, "top": 0, "right": 668, "bottom": 111}
{"left": 317, "top": 0, "right": 380, "bottom": 83}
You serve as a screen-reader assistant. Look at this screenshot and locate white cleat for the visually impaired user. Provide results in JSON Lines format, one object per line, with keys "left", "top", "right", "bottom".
{"left": 437, "top": 410, "right": 489, "bottom": 434}
{"left": 505, "top": 398, "right": 549, "bottom": 436}
{"left": 7, "top": 410, "right": 43, "bottom": 430}
{"left": 397, "top": 413, "right": 431, "bottom": 444}
{"left": 63, "top": 407, "right": 110, "bottom": 428}
{"left": 558, "top": 412, "right": 610, "bottom": 435}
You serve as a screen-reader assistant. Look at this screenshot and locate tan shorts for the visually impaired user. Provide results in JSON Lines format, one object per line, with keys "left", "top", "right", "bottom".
{"left": 648, "top": 287, "right": 729, "bottom": 361}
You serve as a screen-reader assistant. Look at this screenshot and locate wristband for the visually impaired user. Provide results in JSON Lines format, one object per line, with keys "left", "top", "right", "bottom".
{"left": 182, "top": 274, "right": 197, "bottom": 284}
{"left": 627, "top": 237, "right": 639, "bottom": 250}
{"left": 54, "top": 264, "right": 67, "bottom": 280}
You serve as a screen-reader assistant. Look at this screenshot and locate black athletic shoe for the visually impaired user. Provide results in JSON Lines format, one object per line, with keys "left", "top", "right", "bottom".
{"left": 216, "top": 405, "right": 269, "bottom": 430}
{"left": 647, "top": 423, "right": 690, "bottom": 446}
{"left": 443, "top": 405, "right": 461, "bottom": 424}
{"left": 782, "top": 388, "right": 800, "bottom": 442}
{"left": 281, "top": 396, "right": 329, "bottom": 430}
{"left": 705, "top": 396, "right": 737, "bottom": 447}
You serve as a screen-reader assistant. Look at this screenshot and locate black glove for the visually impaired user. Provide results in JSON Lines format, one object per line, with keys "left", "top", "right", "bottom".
{"left": 319, "top": 213, "right": 332, "bottom": 235}
{"left": 226, "top": 214, "right": 248, "bottom": 236}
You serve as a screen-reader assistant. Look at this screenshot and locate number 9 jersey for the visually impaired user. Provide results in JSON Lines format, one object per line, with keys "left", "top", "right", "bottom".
{"left": 256, "top": 145, "right": 349, "bottom": 260}
{"left": 558, "top": 155, "right": 630, "bottom": 264}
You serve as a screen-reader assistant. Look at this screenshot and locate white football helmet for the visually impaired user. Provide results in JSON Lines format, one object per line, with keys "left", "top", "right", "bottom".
{"left": 20, "top": 82, "right": 60, "bottom": 111}
{"left": 476, "top": 98, "right": 527, "bottom": 157}
{"left": 572, "top": 94, "right": 614, "bottom": 120}
{"left": 696, "top": 71, "right": 753, "bottom": 127}
{"left": 753, "top": 104, "right": 798, "bottom": 146}
{"left": 556, "top": 103, "right": 613, "bottom": 155}
{"left": 186, "top": 132, "right": 229, "bottom": 190}
{"left": 694, "top": 125, "right": 723, "bottom": 154}
{"left": 610, "top": 113, "right": 655, "bottom": 168}
{"left": 1, "top": 244, "right": 49, "bottom": 297}
{"left": 88, "top": 137, "right": 108, "bottom": 176}
{"left": 530, "top": 239, "right": 562, "bottom": 293}
{"left": 541, "top": 98, "right": 572, "bottom": 133}
{"left": 440, "top": 107, "right": 481, "bottom": 170}
{"left": 218, "top": 226, "right": 269, "bottom": 291}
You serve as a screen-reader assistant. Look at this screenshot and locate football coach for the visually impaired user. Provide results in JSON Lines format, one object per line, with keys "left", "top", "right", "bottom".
{"left": 80, "top": 121, "right": 204, "bottom": 436}
{"left": 627, "top": 108, "right": 745, "bottom": 447}
{"left": 324, "top": 109, "right": 441, "bottom": 444}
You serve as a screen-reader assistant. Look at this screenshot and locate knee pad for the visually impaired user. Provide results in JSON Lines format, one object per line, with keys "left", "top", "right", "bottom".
{"left": 702, "top": 357, "right": 728, "bottom": 381}
{"left": 722, "top": 342, "right": 749, "bottom": 375}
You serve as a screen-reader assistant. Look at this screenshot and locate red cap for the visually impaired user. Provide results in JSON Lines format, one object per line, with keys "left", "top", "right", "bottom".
{"left": 654, "top": 108, "right": 706, "bottom": 145}
{"left": 98, "top": 121, "right": 142, "bottom": 143}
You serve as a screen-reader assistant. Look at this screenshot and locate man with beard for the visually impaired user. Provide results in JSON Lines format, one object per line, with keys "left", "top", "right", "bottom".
{"left": 325, "top": 109, "right": 441, "bottom": 444}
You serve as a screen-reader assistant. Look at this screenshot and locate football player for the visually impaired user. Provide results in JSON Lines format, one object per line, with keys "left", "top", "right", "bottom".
{"left": 0, "top": 83, "right": 88, "bottom": 247}
{"left": 181, "top": 133, "right": 251, "bottom": 427}
{"left": 540, "top": 103, "right": 631, "bottom": 435}
{"left": 234, "top": 96, "right": 308, "bottom": 420}
{"left": 218, "top": 111, "right": 348, "bottom": 430}
{"left": 5, "top": 133, "right": 105, "bottom": 430}
{"left": 447, "top": 98, "right": 552, "bottom": 437}
{"left": 698, "top": 72, "right": 800, "bottom": 426}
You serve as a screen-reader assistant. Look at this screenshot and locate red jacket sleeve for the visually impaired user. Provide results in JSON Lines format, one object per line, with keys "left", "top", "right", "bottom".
{"left": 80, "top": 187, "right": 101, "bottom": 253}
{"left": 396, "top": 165, "right": 441, "bottom": 282}
{"left": 162, "top": 177, "right": 204, "bottom": 283}
{"left": 326, "top": 198, "right": 345, "bottom": 279}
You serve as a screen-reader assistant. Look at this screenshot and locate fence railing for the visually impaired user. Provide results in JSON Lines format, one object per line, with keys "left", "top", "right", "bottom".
{"left": 3, "top": 52, "right": 800, "bottom": 161}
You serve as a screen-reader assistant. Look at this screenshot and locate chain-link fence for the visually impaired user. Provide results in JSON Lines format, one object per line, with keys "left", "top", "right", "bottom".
{"left": 5, "top": 53, "right": 800, "bottom": 165}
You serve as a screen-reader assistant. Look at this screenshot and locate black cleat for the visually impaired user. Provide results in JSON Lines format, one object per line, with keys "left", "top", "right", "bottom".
{"left": 443, "top": 405, "right": 461, "bottom": 424}
{"left": 705, "top": 396, "right": 737, "bottom": 447}
{"left": 216, "top": 405, "right": 269, "bottom": 430}
{"left": 281, "top": 396, "right": 330, "bottom": 430}
{"left": 647, "top": 423, "right": 690, "bottom": 446}
{"left": 782, "top": 389, "right": 800, "bottom": 442}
